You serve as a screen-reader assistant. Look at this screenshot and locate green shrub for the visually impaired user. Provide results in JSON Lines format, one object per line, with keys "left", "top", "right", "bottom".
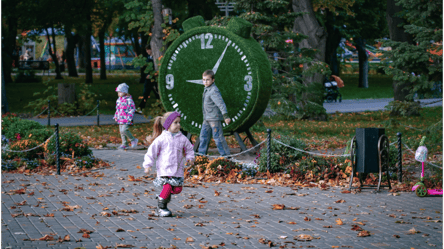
{"left": 24, "top": 158, "right": 40, "bottom": 170}
{"left": 1, "top": 160, "right": 20, "bottom": 171}
{"left": 1, "top": 116, "right": 46, "bottom": 141}
{"left": 45, "top": 131, "right": 91, "bottom": 157}
{"left": 75, "top": 155, "right": 97, "bottom": 169}
{"left": 385, "top": 100, "right": 421, "bottom": 117}
{"left": 257, "top": 136, "right": 306, "bottom": 173}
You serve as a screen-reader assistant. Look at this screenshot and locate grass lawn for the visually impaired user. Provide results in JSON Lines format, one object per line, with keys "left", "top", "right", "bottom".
{"left": 339, "top": 74, "right": 394, "bottom": 100}
{"left": 5, "top": 73, "right": 398, "bottom": 115}
{"left": 5, "top": 74, "right": 156, "bottom": 115}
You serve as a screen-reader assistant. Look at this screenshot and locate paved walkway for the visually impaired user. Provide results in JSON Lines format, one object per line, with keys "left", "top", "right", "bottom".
{"left": 2, "top": 149, "right": 442, "bottom": 248}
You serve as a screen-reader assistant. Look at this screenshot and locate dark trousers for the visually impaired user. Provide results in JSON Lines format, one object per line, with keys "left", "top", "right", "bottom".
{"left": 139, "top": 78, "right": 160, "bottom": 109}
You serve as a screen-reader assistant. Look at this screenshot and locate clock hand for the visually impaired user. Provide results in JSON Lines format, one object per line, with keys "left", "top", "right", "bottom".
{"left": 185, "top": 79, "right": 203, "bottom": 85}
{"left": 212, "top": 42, "right": 230, "bottom": 75}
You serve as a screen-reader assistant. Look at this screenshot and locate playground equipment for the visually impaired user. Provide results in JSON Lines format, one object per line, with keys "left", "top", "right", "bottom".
{"left": 411, "top": 137, "right": 443, "bottom": 197}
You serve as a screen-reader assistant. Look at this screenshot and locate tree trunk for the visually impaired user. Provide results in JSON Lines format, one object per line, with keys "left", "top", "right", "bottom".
{"left": 324, "top": 11, "right": 342, "bottom": 76}
{"left": 83, "top": 13, "right": 93, "bottom": 84}
{"left": 386, "top": 0, "right": 414, "bottom": 101}
{"left": 99, "top": 30, "right": 107, "bottom": 80}
{"left": 151, "top": 0, "right": 164, "bottom": 71}
{"left": 2, "top": 69, "right": 10, "bottom": 114}
{"left": 292, "top": 0, "right": 327, "bottom": 120}
{"left": 64, "top": 25, "right": 79, "bottom": 77}
{"left": 139, "top": 35, "right": 149, "bottom": 83}
{"left": 46, "top": 27, "right": 63, "bottom": 80}
{"left": 77, "top": 38, "right": 85, "bottom": 69}
{"left": 58, "top": 83, "right": 76, "bottom": 104}
{"left": 356, "top": 37, "right": 369, "bottom": 88}
{"left": 2, "top": 2, "right": 18, "bottom": 84}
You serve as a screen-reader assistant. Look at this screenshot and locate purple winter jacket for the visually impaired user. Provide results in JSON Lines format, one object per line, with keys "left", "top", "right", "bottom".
{"left": 143, "top": 131, "right": 195, "bottom": 177}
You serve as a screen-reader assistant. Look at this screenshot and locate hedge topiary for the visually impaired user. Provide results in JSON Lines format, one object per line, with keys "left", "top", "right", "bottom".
{"left": 159, "top": 16, "right": 272, "bottom": 135}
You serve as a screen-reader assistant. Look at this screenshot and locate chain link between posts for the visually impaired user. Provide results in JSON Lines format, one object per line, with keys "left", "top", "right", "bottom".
{"left": 1, "top": 132, "right": 56, "bottom": 153}
{"left": 402, "top": 142, "right": 443, "bottom": 169}
{"left": 273, "top": 139, "right": 350, "bottom": 157}
{"left": 194, "top": 140, "right": 266, "bottom": 159}
{"left": 32, "top": 107, "right": 49, "bottom": 118}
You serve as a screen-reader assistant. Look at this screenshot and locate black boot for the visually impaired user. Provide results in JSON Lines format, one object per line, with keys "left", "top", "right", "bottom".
{"left": 157, "top": 197, "right": 172, "bottom": 217}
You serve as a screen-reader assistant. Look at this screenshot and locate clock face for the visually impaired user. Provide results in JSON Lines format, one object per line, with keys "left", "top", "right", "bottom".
{"left": 159, "top": 26, "right": 271, "bottom": 135}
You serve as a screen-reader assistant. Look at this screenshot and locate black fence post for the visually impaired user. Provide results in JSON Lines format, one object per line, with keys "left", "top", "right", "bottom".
{"left": 267, "top": 129, "right": 271, "bottom": 172}
{"left": 47, "top": 100, "right": 50, "bottom": 126}
{"left": 55, "top": 123, "right": 60, "bottom": 175}
{"left": 97, "top": 100, "right": 100, "bottom": 126}
{"left": 397, "top": 132, "right": 402, "bottom": 182}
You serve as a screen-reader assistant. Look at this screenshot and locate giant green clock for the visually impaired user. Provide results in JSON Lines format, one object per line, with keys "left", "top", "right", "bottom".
{"left": 159, "top": 16, "right": 272, "bottom": 135}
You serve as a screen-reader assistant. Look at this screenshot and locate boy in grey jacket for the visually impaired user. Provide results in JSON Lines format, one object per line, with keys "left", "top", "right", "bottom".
{"left": 198, "top": 70, "right": 231, "bottom": 156}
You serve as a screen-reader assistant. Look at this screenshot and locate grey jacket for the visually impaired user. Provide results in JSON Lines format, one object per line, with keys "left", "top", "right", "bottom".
{"left": 202, "top": 83, "right": 228, "bottom": 121}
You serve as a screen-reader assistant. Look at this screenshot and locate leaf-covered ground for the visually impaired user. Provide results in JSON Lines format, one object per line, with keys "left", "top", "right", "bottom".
{"left": 52, "top": 106, "right": 443, "bottom": 190}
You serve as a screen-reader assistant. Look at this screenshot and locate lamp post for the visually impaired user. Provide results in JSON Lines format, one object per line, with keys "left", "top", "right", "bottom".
{"left": 215, "top": 0, "right": 235, "bottom": 17}
{"left": 162, "top": 6, "right": 172, "bottom": 25}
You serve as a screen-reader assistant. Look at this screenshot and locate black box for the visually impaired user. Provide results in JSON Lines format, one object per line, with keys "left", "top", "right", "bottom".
{"left": 356, "top": 128, "right": 385, "bottom": 173}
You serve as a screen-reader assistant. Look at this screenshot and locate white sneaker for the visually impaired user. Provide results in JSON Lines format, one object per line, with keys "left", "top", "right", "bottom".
{"left": 131, "top": 138, "right": 138, "bottom": 148}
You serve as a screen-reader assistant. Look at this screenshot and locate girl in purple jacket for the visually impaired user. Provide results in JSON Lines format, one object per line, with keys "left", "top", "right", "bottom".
{"left": 143, "top": 111, "right": 195, "bottom": 217}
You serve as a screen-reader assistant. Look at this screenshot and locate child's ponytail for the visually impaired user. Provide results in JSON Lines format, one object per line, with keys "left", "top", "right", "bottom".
{"left": 146, "top": 112, "right": 174, "bottom": 144}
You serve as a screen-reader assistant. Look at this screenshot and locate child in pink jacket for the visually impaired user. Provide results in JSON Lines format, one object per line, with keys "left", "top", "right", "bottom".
{"left": 143, "top": 111, "right": 195, "bottom": 217}
{"left": 114, "top": 83, "right": 138, "bottom": 150}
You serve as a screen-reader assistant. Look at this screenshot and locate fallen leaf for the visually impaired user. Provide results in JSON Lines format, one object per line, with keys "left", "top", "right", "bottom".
{"left": 341, "top": 190, "right": 351, "bottom": 194}
{"left": 116, "top": 228, "right": 125, "bottom": 232}
{"left": 186, "top": 237, "right": 194, "bottom": 242}
{"left": 214, "top": 190, "right": 221, "bottom": 196}
{"left": 61, "top": 205, "right": 81, "bottom": 212}
{"left": 82, "top": 233, "right": 90, "bottom": 238}
{"left": 39, "top": 235, "right": 54, "bottom": 241}
{"left": 335, "top": 199, "right": 346, "bottom": 203}
{"left": 295, "top": 234, "right": 314, "bottom": 241}
{"left": 287, "top": 221, "right": 297, "bottom": 225}
{"left": 116, "top": 244, "right": 134, "bottom": 248}
{"left": 101, "top": 212, "right": 112, "bottom": 217}
{"left": 272, "top": 204, "right": 285, "bottom": 210}
{"left": 77, "top": 229, "right": 93, "bottom": 234}
{"left": 351, "top": 225, "right": 363, "bottom": 231}
{"left": 173, "top": 237, "right": 180, "bottom": 240}
{"left": 336, "top": 218, "right": 344, "bottom": 225}
{"left": 287, "top": 206, "right": 300, "bottom": 210}
{"left": 304, "top": 217, "right": 311, "bottom": 221}
{"left": 406, "top": 228, "right": 421, "bottom": 234}
{"left": 357, "top": 230, "right": 370, "bottom": 237}
{"left": 393, "top": 234, "right": 400, "bottom": 238}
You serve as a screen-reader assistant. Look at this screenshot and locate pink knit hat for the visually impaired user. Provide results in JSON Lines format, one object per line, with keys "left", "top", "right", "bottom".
{"left": 163, "top": 112, "right": 180, "bottom": 130}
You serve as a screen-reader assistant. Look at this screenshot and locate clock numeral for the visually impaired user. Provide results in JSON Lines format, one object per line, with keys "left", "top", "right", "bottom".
{"left": 200, "top": 33, "right": 213, "bottom": 49}
{"left": 244, "top": 75, "right": 253, "bottom": 91}
{"left": 166, "top": 74, "right": 174, "bottom": 90}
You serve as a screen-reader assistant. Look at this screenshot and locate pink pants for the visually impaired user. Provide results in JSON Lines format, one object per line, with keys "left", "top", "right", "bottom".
{"left": 159, "top": 183, "right": 182, "bottom": 199}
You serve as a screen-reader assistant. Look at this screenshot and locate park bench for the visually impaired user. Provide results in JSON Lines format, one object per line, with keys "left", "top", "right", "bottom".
{"left": 18, "top": 60, "right": 50, "bottom": 76}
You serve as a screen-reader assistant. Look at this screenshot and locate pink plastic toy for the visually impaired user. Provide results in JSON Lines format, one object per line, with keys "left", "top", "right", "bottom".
{"left": 411, "top": 137, "right": 443, "bottom": 197}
